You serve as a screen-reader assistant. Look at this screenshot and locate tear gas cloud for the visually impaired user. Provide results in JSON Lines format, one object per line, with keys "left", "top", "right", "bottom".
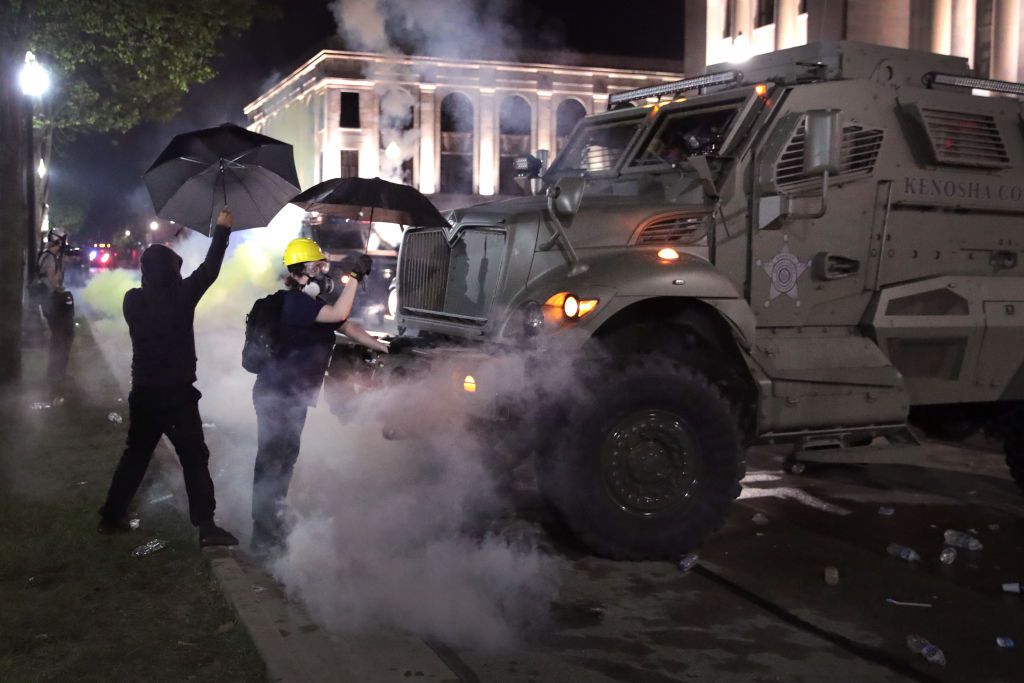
{"left": 82, "top": 208, "right": 563, "bottom": 650}
{"left": 331, "top": 0, "right": 526, "bottom": 60}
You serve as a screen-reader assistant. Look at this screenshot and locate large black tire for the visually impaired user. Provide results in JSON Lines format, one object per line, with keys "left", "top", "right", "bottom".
{"left": 1005, "top": 429, "right": 1024, "bottom": 492}
{"left": 536, "top": 357, "right": 745, "bottom": 560}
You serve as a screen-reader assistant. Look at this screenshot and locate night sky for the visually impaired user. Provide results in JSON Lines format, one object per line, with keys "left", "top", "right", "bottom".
{"left": 54, "top": 0, "right": 685, "bottom": 241}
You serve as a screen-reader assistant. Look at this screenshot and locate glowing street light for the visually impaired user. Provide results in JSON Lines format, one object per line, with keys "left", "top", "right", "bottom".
{"left": 19, "top": 51, "right": 51, "bottom": 98}
{"left": 149, "top": 220, "right": 159, "bottom": 231}
{"left": 124, "top": 229, "right": 131, "bottom": 237}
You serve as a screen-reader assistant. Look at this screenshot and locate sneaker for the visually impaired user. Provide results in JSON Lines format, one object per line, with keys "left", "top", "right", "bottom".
{"left": 97, "top": 517, "right": 132, "bottom": 534}
{"left": 199, "top": 523, "right": 239, "bottom": 547}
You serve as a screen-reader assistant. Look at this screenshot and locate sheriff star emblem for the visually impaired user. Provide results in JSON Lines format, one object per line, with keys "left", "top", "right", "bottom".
{"left": 758, "top": 238, "right": 810, "bottom": 307}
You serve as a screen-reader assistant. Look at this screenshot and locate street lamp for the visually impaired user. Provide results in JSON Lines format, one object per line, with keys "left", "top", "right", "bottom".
{"left": 19, "top": 51, "right": 51, "bottom": 98}
{"left": 19, "top": 51, "right": 51, "bottom": 284}
{"left": 149, "top": 220, "right": 159, "bottom": 231}
{"left": 124, "top": 229, "right": 131, "bottom": 238}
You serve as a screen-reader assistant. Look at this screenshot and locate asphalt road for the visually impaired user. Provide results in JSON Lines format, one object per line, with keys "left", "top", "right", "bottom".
{"left": 435, "top": 440, "right": 1023, "bottom": 683}
{"left": 84, "top": 311, "right": 1021, "bottom": 682}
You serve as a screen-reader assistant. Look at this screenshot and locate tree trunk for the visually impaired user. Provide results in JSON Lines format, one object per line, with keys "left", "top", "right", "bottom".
{"left": 0, "top": 47, "right": 28, "bottom": 384}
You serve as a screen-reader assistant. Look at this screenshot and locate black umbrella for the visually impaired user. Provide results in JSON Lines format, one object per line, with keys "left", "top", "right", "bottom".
{"left": 143, "top": 123, "right": 300, "bottom": 235}
{"left": 290, "top": 177, "right": 449, "bottom": 228}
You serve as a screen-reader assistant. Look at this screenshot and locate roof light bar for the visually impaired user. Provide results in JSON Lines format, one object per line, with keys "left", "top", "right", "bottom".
{"left": 926, "top": 72, "right": 1024, "bottom": 96}
{"left": 609, "top": 71, "right": 742, "bottom": 107}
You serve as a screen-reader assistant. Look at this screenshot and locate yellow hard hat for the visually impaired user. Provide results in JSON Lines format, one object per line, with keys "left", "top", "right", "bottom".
{"left": 283, "top": 237, "right": 326, "bottom": 267}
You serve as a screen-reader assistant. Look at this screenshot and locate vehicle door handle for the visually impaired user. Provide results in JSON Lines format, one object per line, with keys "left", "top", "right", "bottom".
{"left": 812, "top": 252, "right": 860, "bottom": 280}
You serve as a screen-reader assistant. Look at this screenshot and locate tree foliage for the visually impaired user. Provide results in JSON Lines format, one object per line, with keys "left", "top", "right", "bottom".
{"left": 1, "top": 0, "right": 267, "bottom": 134}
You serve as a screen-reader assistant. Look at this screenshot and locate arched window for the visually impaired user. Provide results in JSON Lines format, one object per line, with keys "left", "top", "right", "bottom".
{"left": 498, "top": 95, "right": 532, "bottom": 195}
{"left": 379, "top": 88, "right": 416, "bottom": 186}
{"left": 556, "top": 99, "right": 587, "bottom": 153}
{"left": 440, "top": 92, "right": 474, "bottom": 194}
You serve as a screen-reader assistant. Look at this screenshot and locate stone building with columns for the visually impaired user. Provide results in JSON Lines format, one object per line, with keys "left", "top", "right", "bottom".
{"left": 244, "top": 49, "right": 684, "bottom": 209}
{"left": 685, "top": 1, "right": 1024, "bottom": 85}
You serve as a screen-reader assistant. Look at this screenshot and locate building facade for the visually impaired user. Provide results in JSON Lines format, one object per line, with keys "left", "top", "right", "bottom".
{"left": 244, "top": 50, "right": 684, "bottom": 208}
{"left": 685, "top": 0, "right": 1024, "bottom": 84}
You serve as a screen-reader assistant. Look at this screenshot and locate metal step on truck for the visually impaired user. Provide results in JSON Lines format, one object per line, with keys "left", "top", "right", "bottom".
{"left": 327, "top": 41, "right": 1024, "bottom": 560}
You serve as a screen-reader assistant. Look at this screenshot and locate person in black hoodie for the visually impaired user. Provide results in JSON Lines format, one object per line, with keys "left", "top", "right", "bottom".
{"left": 98, "top": 208, "right": 238, "bottom": 547}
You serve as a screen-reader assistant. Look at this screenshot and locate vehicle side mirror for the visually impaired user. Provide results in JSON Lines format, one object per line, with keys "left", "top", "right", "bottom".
{"left": 550, "top": 176, "right": 586, "bottom": 219}
{"left": 803, "top": 109, "right": 841, "bottom": 176}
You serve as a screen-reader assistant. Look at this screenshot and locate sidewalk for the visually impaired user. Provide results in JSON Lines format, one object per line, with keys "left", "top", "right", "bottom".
{"left": 76, "top": 316, "right": 466, "bottom": 682}
{"left": 0, "top": 320, "right": 265, "bottom": 681}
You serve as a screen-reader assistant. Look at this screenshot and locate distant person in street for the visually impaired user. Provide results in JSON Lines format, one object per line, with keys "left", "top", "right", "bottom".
{"left": 250, "top": 238, "right": 386, "bottom": 555}
{"left": 35, "top": 227, "right": 75, "bottom": 402}
{"left": 98, "top": 208, "right": 238, "bottom": 547}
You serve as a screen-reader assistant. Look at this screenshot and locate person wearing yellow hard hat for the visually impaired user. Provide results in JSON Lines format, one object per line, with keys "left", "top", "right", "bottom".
{"left": 248, "top": 236, "right": 387, "bottom": 557}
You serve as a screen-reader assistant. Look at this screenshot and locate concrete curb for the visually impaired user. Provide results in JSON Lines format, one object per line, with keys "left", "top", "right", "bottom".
{"left": 204, "top": 547, "right": 461, "bottom": 683}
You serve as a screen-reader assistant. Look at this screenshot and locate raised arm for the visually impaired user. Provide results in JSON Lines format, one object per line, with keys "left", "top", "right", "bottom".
{"left": 183, "top": 208, "right": 233, "bottom": 303}
{"left": 315, "top": 254, "right": 372, "bottom": 324}
{"left": 314, "top": 277, "right": 358, "bottom": 324}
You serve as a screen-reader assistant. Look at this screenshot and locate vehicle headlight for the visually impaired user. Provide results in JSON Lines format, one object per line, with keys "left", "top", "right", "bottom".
{"left": 387, "top": 288, "right": 399, "bottom": 317}
{"left": 544, "top": 292, "right": 599, "bottom": 322}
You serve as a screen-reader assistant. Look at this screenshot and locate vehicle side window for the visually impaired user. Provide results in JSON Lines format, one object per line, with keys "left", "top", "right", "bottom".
{"left": 556, "top": 120, "right": 642, "bottom": 174}
{"left": 632, "top": 107, "right": 740, "bottom": 167}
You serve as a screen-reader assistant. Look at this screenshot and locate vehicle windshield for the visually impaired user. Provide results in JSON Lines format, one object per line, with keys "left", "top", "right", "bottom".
{"left": 550, "top": 116, "right": 644, "bottom": 175}
{"left": 631, "top": 105, "right": 740, "bottom": 167}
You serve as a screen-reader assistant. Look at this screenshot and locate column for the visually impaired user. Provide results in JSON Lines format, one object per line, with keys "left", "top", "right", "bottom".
{"left": 993, "top": 0, "right": 1021, "bottom": 81}
{"left": 951, "top": 0, "right": 976, "bottom": 66}
{"left": 359, "top": 89, "right": 380, "bottom": 179}
{"left": 321, "top": 91, "right": 341, "bottom": 182}
{"left": 931, "top": 0, "right": 952, "bottom": 53}
{"left": 418, "top": 84, "right": 436, "bottom": 195}
{"left": 775, "top": 0, "right": 801, "bottom": 50}
{"left": 477, "top": 88, "right": 496, "bottom": 196}
{"left": 536, "top": 90, "right": 553, "bottom": 157}
{"left": 734, "top": 0, "right": 754, "bottom": 60}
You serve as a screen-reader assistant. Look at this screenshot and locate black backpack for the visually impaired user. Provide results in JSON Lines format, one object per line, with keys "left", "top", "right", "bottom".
{"left": 242, "top": 291, "right": 286, "bottom": 374}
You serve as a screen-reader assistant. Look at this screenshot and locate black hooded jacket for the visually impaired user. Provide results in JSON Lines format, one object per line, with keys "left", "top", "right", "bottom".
{"left": 123, "top": 225, "right": 230, "bottom": 390}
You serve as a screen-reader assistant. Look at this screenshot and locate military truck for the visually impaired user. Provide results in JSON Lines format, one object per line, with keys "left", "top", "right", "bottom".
{"left": 330, "top": 42, "right": 1024, "bottom": 560}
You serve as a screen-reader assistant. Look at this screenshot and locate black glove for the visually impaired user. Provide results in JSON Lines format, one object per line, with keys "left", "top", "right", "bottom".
{"left": 350, "top": 254, "right": 373, "bottom": 281}
{"left": 386, "top": 336, "right": 414, "bottom": 355}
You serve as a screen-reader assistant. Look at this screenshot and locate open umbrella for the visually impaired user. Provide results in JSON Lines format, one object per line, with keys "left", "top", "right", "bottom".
{"left": 290, "top": 177, "right": 449, "bottom": 228}
{"left": 143, "top": 123, "right": 300, "bottom": 235}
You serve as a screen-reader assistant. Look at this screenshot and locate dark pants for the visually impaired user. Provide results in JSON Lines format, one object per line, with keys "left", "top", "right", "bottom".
{"left": 252, "top": 389, "right": 308, "bottom": 542}
{"left": 100, "top": 386, "right": 216, "bottom": 527}
{"left": 43, "top": 291, "right": 75, "bottom": 393}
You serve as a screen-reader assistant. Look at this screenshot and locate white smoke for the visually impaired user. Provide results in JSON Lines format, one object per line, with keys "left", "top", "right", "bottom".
{"left": 330, "top": 0, "right": 523, "bottom": 60}
{"left": 83, "top": 208, "right": 563, "bottom": 651}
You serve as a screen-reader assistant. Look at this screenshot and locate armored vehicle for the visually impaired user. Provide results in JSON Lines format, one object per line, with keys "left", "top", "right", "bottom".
{"left": 331, "top": 42, "right": 1024, "bottom": 559}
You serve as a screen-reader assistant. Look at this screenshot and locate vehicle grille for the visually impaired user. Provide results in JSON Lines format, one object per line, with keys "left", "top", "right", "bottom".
{"left": 636, "top": 213, "right": 708, "bottom": 245}
{"left": 920, "top": 108, "right": 1010, "bottom": 168}
{"left": 398, "top": 227, "right": 506, "bottom": 324}
{"left": 775, "top": 120, "right": 885, "bottom": 193}
{"left": 399, "top": 229, "right": 450, "bottom": 312}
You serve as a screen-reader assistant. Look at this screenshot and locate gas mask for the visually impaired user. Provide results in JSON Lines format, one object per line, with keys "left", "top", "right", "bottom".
{"left": 300, "top": 260, "right": 335, "bottom": 300}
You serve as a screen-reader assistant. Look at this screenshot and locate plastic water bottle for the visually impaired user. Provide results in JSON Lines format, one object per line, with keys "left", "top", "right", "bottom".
{"left": 939, "top": 547, "right": 957, "bottom": 565}
{"left": 887, "top": 543, "right": 920, "bottom": 562}
{"left": 677, "top": 553, "right": 699, "bottom": 572}
{"left": 995, "top": 636, "right": 1015, "bottom": 649}
{"left": 906, "top": 634, "right": 946, "bottom": 666}
{"left": 943, "top": 529, "right": 983, "bottom": 551}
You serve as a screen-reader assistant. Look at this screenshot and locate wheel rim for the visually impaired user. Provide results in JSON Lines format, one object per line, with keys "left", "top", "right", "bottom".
{"left": 599, "top": 409, "right": 702, "bottom": 515}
